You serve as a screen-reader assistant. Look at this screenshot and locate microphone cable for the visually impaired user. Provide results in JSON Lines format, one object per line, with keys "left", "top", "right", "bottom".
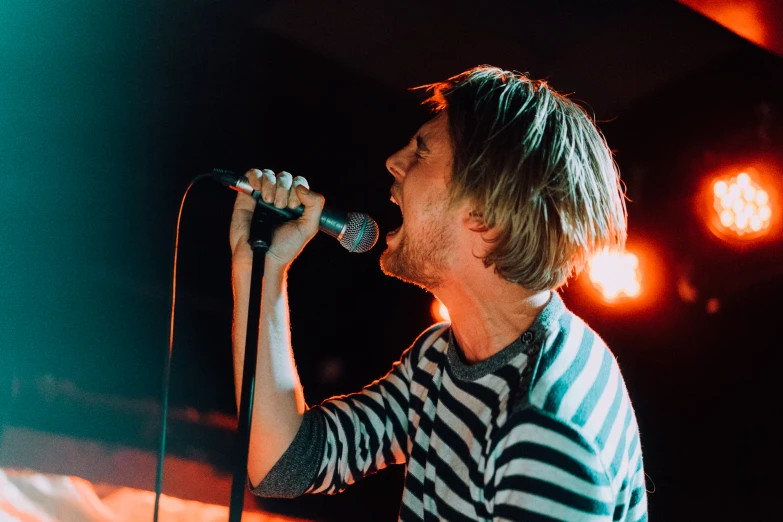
{"left": 153, "top": 172, "right": 212, "bottom": 522}
{"left": 152, "top": 169, "right": 377, "bottom": 520}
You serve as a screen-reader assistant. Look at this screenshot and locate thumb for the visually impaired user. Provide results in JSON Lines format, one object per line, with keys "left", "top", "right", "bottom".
{"left": 295, "top": 184, "right": 325, "bottom": 230}
{"left": 295, "top": 184, "right": 324, "bottom": 209}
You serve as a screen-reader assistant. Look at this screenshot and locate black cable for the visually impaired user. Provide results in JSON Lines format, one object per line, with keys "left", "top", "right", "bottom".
{"left": 153, "top": 173, "right": 212, "bottom": 521}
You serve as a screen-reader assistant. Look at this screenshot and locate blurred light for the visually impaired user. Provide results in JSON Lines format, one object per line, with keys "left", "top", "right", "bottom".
{"left": 431, "top": 297, "right": 450, "bottom": 322}
{"left": 588, "top": 249, "right": 642, "bottom": 301}
{"left": 676, "top": 275, "right": 699, "bottom": 303}
{"left": 711, "top": 171, "right": 772, "bottom": 238}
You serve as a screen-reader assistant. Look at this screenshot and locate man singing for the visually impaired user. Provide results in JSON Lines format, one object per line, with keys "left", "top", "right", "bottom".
{"left": 230, "top": 66, "right": 648, "bottom": 521}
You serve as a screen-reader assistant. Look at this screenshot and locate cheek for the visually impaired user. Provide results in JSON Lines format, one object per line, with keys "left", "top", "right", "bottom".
{"left": 401, "top": 168, "right": 450, "bottom": 220}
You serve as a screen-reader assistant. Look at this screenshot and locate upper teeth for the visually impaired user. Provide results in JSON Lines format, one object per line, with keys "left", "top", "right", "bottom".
{"left": 391, "top": 197, "right": 403, "bottom": 216}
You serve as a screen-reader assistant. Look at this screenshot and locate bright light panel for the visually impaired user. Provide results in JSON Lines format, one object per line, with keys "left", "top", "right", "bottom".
{"left": 713, "top": 172, "right": 772, "bottom": 236}
{"left": 589, "top": 249, "right": 642, "bottom": 301}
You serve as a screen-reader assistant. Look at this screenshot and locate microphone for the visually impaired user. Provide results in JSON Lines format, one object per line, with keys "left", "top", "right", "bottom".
{"left": 210, "top": 169, "right": 379, "bottom": 253}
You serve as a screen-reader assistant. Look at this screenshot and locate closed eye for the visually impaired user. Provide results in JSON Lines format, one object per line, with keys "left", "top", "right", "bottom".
{"left": 416, "top": 135, "right": 430, "bottom": 153}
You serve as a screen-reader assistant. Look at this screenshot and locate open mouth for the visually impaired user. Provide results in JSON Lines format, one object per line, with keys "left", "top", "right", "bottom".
{"left": 388, "top": 193, "right": 403, "bottom": 237}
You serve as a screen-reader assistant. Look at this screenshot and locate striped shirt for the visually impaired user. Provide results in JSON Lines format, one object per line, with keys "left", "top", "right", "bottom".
{"left": 253, "top": 292, "right": 648, "bottom": 521}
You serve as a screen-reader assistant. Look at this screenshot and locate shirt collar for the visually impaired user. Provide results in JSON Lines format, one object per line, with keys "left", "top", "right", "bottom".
{"left": 445, "top": 291, "right": 566, "bottom": 382}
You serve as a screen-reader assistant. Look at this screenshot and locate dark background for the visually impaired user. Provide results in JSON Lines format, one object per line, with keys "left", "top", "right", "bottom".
{"left": 1, "top": 1, "right": 781, "bottom": 520}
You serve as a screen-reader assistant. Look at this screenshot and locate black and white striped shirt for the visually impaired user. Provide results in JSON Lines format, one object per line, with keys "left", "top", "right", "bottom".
{"left": 253, "top": 292, "right": 648, "bottom": 521}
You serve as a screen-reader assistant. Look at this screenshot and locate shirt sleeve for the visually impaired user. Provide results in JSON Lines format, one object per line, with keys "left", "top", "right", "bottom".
{"left": 490, "top": 408, "right": 615, "bottom": 522}
{"left": 250, "top": 323, "right": 447, "bottom": 498}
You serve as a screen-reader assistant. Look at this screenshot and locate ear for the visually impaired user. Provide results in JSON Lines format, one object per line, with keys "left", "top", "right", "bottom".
{"left": 464, "top": 210, "right": 489, "bottom": 233}
{"left": 465, "top": 211, "right": 498, "bottom": 261}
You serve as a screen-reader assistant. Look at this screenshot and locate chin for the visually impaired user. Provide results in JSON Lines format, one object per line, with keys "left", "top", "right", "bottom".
{"left": 380, "top": 252, "right": 442, "bottom": 290}
{"left": 379, "top": 248, "right": 396, "bottom": 276}
{"left": 379, "top": 247, "right": 400, "bottom": 276}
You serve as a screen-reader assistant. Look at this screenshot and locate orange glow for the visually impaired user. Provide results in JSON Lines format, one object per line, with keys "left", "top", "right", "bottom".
{"left": 588, "top": 249, "right": 642, "bottom": 301}
{"left": 678, "top": 1, "right": 783, "bottom": 57}
{"left": 431, "top": 297, "right": 450, "bottom": 322}
{"left": 711, "top": 171, "right": 772, "bottom": 237}
{"left": 709, "top": 2, "right": 767, "bottom": 49}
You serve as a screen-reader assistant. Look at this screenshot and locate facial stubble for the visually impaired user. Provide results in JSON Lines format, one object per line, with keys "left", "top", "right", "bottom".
{"left": 380, "top": 210, "right": 455, "bottom": 290}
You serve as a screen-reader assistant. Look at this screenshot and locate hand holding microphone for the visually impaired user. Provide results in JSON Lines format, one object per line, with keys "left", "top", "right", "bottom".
{"left": 228, "top": 168, "right": 322, "bottom": 269}
{"left": 221, "top": 169, "right": 378, "bottom": 270}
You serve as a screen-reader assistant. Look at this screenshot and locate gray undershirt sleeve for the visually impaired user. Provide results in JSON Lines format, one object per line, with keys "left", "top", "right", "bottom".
{"left": 248, "top": 408, "right": 325, "bottom": 498}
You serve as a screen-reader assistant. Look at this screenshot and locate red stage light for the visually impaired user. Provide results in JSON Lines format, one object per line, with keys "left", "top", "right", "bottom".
{"left": 712, "top": 171, "right": 772, "bottom": 237}
{"left": 588, "top": 249, "right": 642, "bottom": 302}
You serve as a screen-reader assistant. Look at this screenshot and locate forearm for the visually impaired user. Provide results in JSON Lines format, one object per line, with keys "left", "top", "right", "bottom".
{"left": 232, "top": 258, "right": 306, "bottom": 486}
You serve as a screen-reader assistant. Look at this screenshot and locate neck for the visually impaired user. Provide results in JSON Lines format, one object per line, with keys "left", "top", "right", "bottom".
{"left": 434, "top": 278, "right": 551, "bottom": 364}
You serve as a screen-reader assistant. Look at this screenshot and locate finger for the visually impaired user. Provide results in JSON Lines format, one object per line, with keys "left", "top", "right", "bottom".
{"left": 244, "top": 169, "right": 264, "bottom": 190}
{"left": 234, "top": 169, "right": 264, "bottom": 212}
{"left": 288, "top": 176, "right": 310, "bottom": 209}
{"left": 274, "top": 171, "right": 293, "bottom": 208}
{"left": 259, "top": 169, "right": 277, "bottom": 204}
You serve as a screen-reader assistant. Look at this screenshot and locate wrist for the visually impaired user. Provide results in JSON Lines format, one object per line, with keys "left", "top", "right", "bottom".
{"left": 263, "top": 256, "right": 290, "bottom": 279}
{"left": 232, "top": 260, "right": 253, "bottom": 278}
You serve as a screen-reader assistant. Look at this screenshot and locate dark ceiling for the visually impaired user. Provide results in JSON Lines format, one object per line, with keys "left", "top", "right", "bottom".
{"left": 254, "top": 0, "right": 760, "bottom": 117}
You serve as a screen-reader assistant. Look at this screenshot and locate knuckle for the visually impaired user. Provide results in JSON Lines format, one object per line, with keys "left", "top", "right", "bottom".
{"left": 260, "top": 172, "right": 276, "bottom": 189}
{"left": 276, "top": 171, "right": 293, "bottom": 187}
{"left": 245, "top": 169, "right": 263, "bottom": 188}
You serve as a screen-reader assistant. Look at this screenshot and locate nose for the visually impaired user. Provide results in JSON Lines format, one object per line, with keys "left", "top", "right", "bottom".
{"left": 385, "top": 148, "right": 406, "bottom": 183}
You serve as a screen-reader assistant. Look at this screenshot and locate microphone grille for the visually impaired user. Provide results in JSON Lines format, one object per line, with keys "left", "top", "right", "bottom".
{"left": 339, "top": 213, "right": 379, "bottom": 253}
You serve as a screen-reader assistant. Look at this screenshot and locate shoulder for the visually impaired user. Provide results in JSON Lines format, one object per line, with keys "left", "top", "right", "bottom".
{"left": 522, "top": 307, "right": 644, "bottom": 488}
{"left": 526, "top": 309, "right": 630, "bottom": 442}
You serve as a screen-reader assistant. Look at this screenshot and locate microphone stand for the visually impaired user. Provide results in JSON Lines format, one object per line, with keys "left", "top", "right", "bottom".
{"left": 229, "top": 207, "right": 279, "bottom": 522}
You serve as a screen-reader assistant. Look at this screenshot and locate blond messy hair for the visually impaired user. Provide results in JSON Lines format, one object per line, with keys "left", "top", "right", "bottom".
{"left": 418, "top": 66, "right": 627, "bottom": 291}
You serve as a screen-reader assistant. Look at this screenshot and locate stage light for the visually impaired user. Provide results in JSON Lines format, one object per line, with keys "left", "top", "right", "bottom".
{"left": 588, "top": 249, "right": 642, "bottom": 301}
{"left": 711, "top": 171, "right": 772, "bottom": 238}
{"left": 431, "top": 297, "right": 450, "bottom": 322}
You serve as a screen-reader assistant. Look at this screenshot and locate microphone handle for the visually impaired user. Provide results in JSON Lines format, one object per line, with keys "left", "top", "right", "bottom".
{"left": 214, "top": 169, "right": 348, "bottom": 239}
